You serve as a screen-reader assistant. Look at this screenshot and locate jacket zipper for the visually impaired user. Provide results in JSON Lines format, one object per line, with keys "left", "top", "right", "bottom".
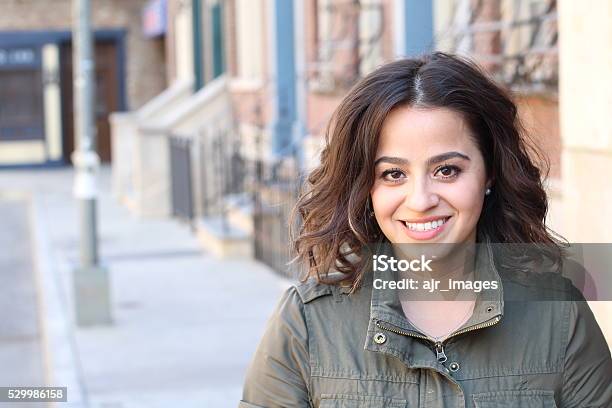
{"left": 375, "top": 316, "right": 501, "bottom": 365}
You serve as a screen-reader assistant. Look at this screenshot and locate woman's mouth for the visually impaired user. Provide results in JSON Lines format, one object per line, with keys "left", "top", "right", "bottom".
{"left": 399, "top": 216, "right": 451, "bottom": 240}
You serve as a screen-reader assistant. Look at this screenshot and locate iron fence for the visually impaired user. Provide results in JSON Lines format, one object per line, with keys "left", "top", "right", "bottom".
{"left": 199, "top": 127, "right": 248, "bottom": 221}
{"left": 252, "top": 157, "right": 303, "bottom": 279}
{"left": 169, "top": 135, "right": 194, "bottom": 225}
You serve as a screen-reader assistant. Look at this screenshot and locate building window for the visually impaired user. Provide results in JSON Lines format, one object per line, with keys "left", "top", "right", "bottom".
{"left": 0, "top": 69, "right": 45, "bottom": 140}
{"left": 439, "top": 0, "right": 558, "bottom": 93}
{"left": 309, "top": 0, "right": 384, "bottom": 94}
{"left": 193, "top": 0, "right": 227, "bottom": 90}
{"left": 0, "top": 45, "right": 44, "bottom": 141}
{"left": 211, "top": 2, "right": 225, "bottom": 78}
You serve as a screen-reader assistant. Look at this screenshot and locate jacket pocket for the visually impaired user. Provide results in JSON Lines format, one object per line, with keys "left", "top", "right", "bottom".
{"left": 472, "top": 390, "right": 557, "bottom": 408}
{"left": 319, "top": 394, "right": 409, "bottom": 407}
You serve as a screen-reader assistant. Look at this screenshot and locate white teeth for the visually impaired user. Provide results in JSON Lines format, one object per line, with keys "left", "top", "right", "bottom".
{"left": 405, "top": 218, "right": 447, "bottom": 232}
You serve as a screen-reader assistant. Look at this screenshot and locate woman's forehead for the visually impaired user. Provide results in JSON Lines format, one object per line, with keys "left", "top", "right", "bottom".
{"left": 376, "top": 106, "right": 479, "bottom": 159}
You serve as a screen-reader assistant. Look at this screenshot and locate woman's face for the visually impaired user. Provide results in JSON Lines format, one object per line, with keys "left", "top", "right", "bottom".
{"left": 370, "top": 106, "right": 490, "bottom": 245}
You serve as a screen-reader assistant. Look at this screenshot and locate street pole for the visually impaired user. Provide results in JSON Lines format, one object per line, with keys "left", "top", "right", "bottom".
{"left": 72, "top": 0, "right": 112, "bottom": 326}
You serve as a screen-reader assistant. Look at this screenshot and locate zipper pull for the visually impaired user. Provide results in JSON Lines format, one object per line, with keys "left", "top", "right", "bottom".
{"left": 435, "top": 342, "right": 447, "bottom": 363}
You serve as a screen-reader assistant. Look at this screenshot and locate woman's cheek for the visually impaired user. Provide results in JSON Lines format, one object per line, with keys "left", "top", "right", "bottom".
{"left": 446, "top": 180, "right": 485, "bottom": 215}
{"left": 372, "top": 186, "right": 404, "bottom": 216}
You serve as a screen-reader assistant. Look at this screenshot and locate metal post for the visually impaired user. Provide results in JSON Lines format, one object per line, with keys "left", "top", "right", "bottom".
{"left": 72, "top": 0, "right": 112, "bottom": 326}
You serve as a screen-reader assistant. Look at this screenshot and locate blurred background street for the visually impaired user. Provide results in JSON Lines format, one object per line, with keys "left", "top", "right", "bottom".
{"left": 0, "top": 0, "right": 611, "bottom": 406}
{"left": 0, "top": 166, "right": 289, "bottom": 407}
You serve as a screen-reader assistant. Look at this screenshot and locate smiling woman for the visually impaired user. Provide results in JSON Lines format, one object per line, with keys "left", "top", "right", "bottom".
{"left": 371, "top": 107, "right": 489, "bottom": 246}
{"left": 239, "top": 53, "right": 612, "bottom": 408}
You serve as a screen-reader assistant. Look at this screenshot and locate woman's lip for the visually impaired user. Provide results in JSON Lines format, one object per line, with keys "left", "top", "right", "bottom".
{"left": 402, "top": 216, "right": 451, "bottom": 223}
{"left": 399, "top": 216, "right": 451, "bottom": 240}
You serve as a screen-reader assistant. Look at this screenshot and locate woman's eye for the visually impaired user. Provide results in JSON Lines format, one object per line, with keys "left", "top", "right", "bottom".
{"left": 381, "top": 169, "right": 405, "bottom": 182}
{"left": 435, "top": 165, "right": 461, "bottom": 179}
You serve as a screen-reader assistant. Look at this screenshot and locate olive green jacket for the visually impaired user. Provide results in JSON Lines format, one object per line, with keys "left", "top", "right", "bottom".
{"left": 240, "top": 240, "right": 612, "bottom": 407}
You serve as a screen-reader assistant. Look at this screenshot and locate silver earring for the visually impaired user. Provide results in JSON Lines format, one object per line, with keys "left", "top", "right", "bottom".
{"left": 485, "top": 188, "right": 491, "bottom": 196}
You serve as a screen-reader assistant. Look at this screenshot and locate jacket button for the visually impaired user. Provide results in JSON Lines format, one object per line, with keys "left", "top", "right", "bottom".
{"left": 449, "top": 362, "right": 460, "bottom": 372}
{"left": 373, "top": 333, "right": 387, "bottom": 344}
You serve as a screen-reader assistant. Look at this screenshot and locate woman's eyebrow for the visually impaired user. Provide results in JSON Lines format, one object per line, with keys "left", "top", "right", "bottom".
{"left": 374, "top": 151, "right": 471, "bottom": 167}
{"left": 373, "top": 156, "right": 409, "bottom": 166}
{"left": 426, "top": 151, "right": 471, "bottom": 166}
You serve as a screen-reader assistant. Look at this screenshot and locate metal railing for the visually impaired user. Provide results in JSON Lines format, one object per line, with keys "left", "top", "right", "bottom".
{"left": 252, "top": 156, "right": 302, "bottom": 279}
{"left": 169, "top": 135, "right": 194, "bottom": 225}
{"left": 199, "top": 127, "right": 248, "bottom": 224}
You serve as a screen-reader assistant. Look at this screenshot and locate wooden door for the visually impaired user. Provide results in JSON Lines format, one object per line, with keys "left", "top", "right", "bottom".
{"left": 60, "top": 40, "right": 120, "bottom": 163}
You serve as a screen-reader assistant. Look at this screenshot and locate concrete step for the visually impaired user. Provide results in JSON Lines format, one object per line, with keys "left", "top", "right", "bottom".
{"left": 223, "top": 193, "right": 254, "bottom": 235}
{"left": 200, "top": 186, "right": 296, "bottom": 259}
{"left": 196, "top": 216, "right": 253, "bottom": 259}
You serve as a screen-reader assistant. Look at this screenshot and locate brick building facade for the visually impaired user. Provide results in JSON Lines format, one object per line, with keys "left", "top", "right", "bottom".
{"left": 0, "top": 0, "right": 167, "bottom": 165}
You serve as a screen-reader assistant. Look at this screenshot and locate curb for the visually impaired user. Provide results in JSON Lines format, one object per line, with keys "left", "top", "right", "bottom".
{"left": 29, "top": 192, "right": 88, "bottom": 408}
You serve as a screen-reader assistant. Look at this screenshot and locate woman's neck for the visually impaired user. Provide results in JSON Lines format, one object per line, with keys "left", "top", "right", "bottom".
{"left": 391, "top": 243, "right": 478, "bottom": 301}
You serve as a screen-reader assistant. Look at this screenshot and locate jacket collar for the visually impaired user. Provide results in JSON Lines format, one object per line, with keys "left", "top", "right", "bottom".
{"left": 364, "top": 230, "right": 504, "bottom": 343}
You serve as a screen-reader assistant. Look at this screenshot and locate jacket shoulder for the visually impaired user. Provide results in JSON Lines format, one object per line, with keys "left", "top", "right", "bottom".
{"left": 293, "top": 276, "right": 336, "bottom": 304}
{"left": 500, "top": 268, "right": 584, "bottom": 301}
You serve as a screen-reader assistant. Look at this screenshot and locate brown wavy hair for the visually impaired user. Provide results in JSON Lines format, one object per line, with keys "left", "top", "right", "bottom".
{"left": 290, "top": 52, "right": 566, "bottom": 292}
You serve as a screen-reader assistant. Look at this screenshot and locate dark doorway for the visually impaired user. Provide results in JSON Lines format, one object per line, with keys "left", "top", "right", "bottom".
{"left": 60, "top": 40, "right": 120, "bottom": 163}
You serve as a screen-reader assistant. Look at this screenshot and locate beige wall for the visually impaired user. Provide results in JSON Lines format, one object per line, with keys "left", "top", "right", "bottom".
{"left": 0, "top": 142, "right": 47, "bottom": 165}
{"left": 559, "top": 0, "right": 612, "bottom": 344}
{"left": 228, "top": 0, "right": 272, "bottom": 153}
{"left": 172, "top": 0, "right": 195, "bottom": 82}
{"left": 559, "top": 0, "right": 612, "bottom": 242}
{"left": 165, "top": 0, "right": 180, "bottom": 84}
{"left": 234, "top": 0, "right": 265, "bottom": 85}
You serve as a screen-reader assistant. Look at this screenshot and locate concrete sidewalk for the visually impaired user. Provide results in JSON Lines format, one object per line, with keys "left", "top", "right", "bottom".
{"left": 0, "top": 166, "right": 292, "bottom": 408}
{"left": 0, "top": 195, "right": 47, "bottom": 408}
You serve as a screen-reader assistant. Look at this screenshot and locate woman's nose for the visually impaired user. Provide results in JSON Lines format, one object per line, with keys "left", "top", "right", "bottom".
{"left": 401, "top": 179, "right": 439, "bottom": 212}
